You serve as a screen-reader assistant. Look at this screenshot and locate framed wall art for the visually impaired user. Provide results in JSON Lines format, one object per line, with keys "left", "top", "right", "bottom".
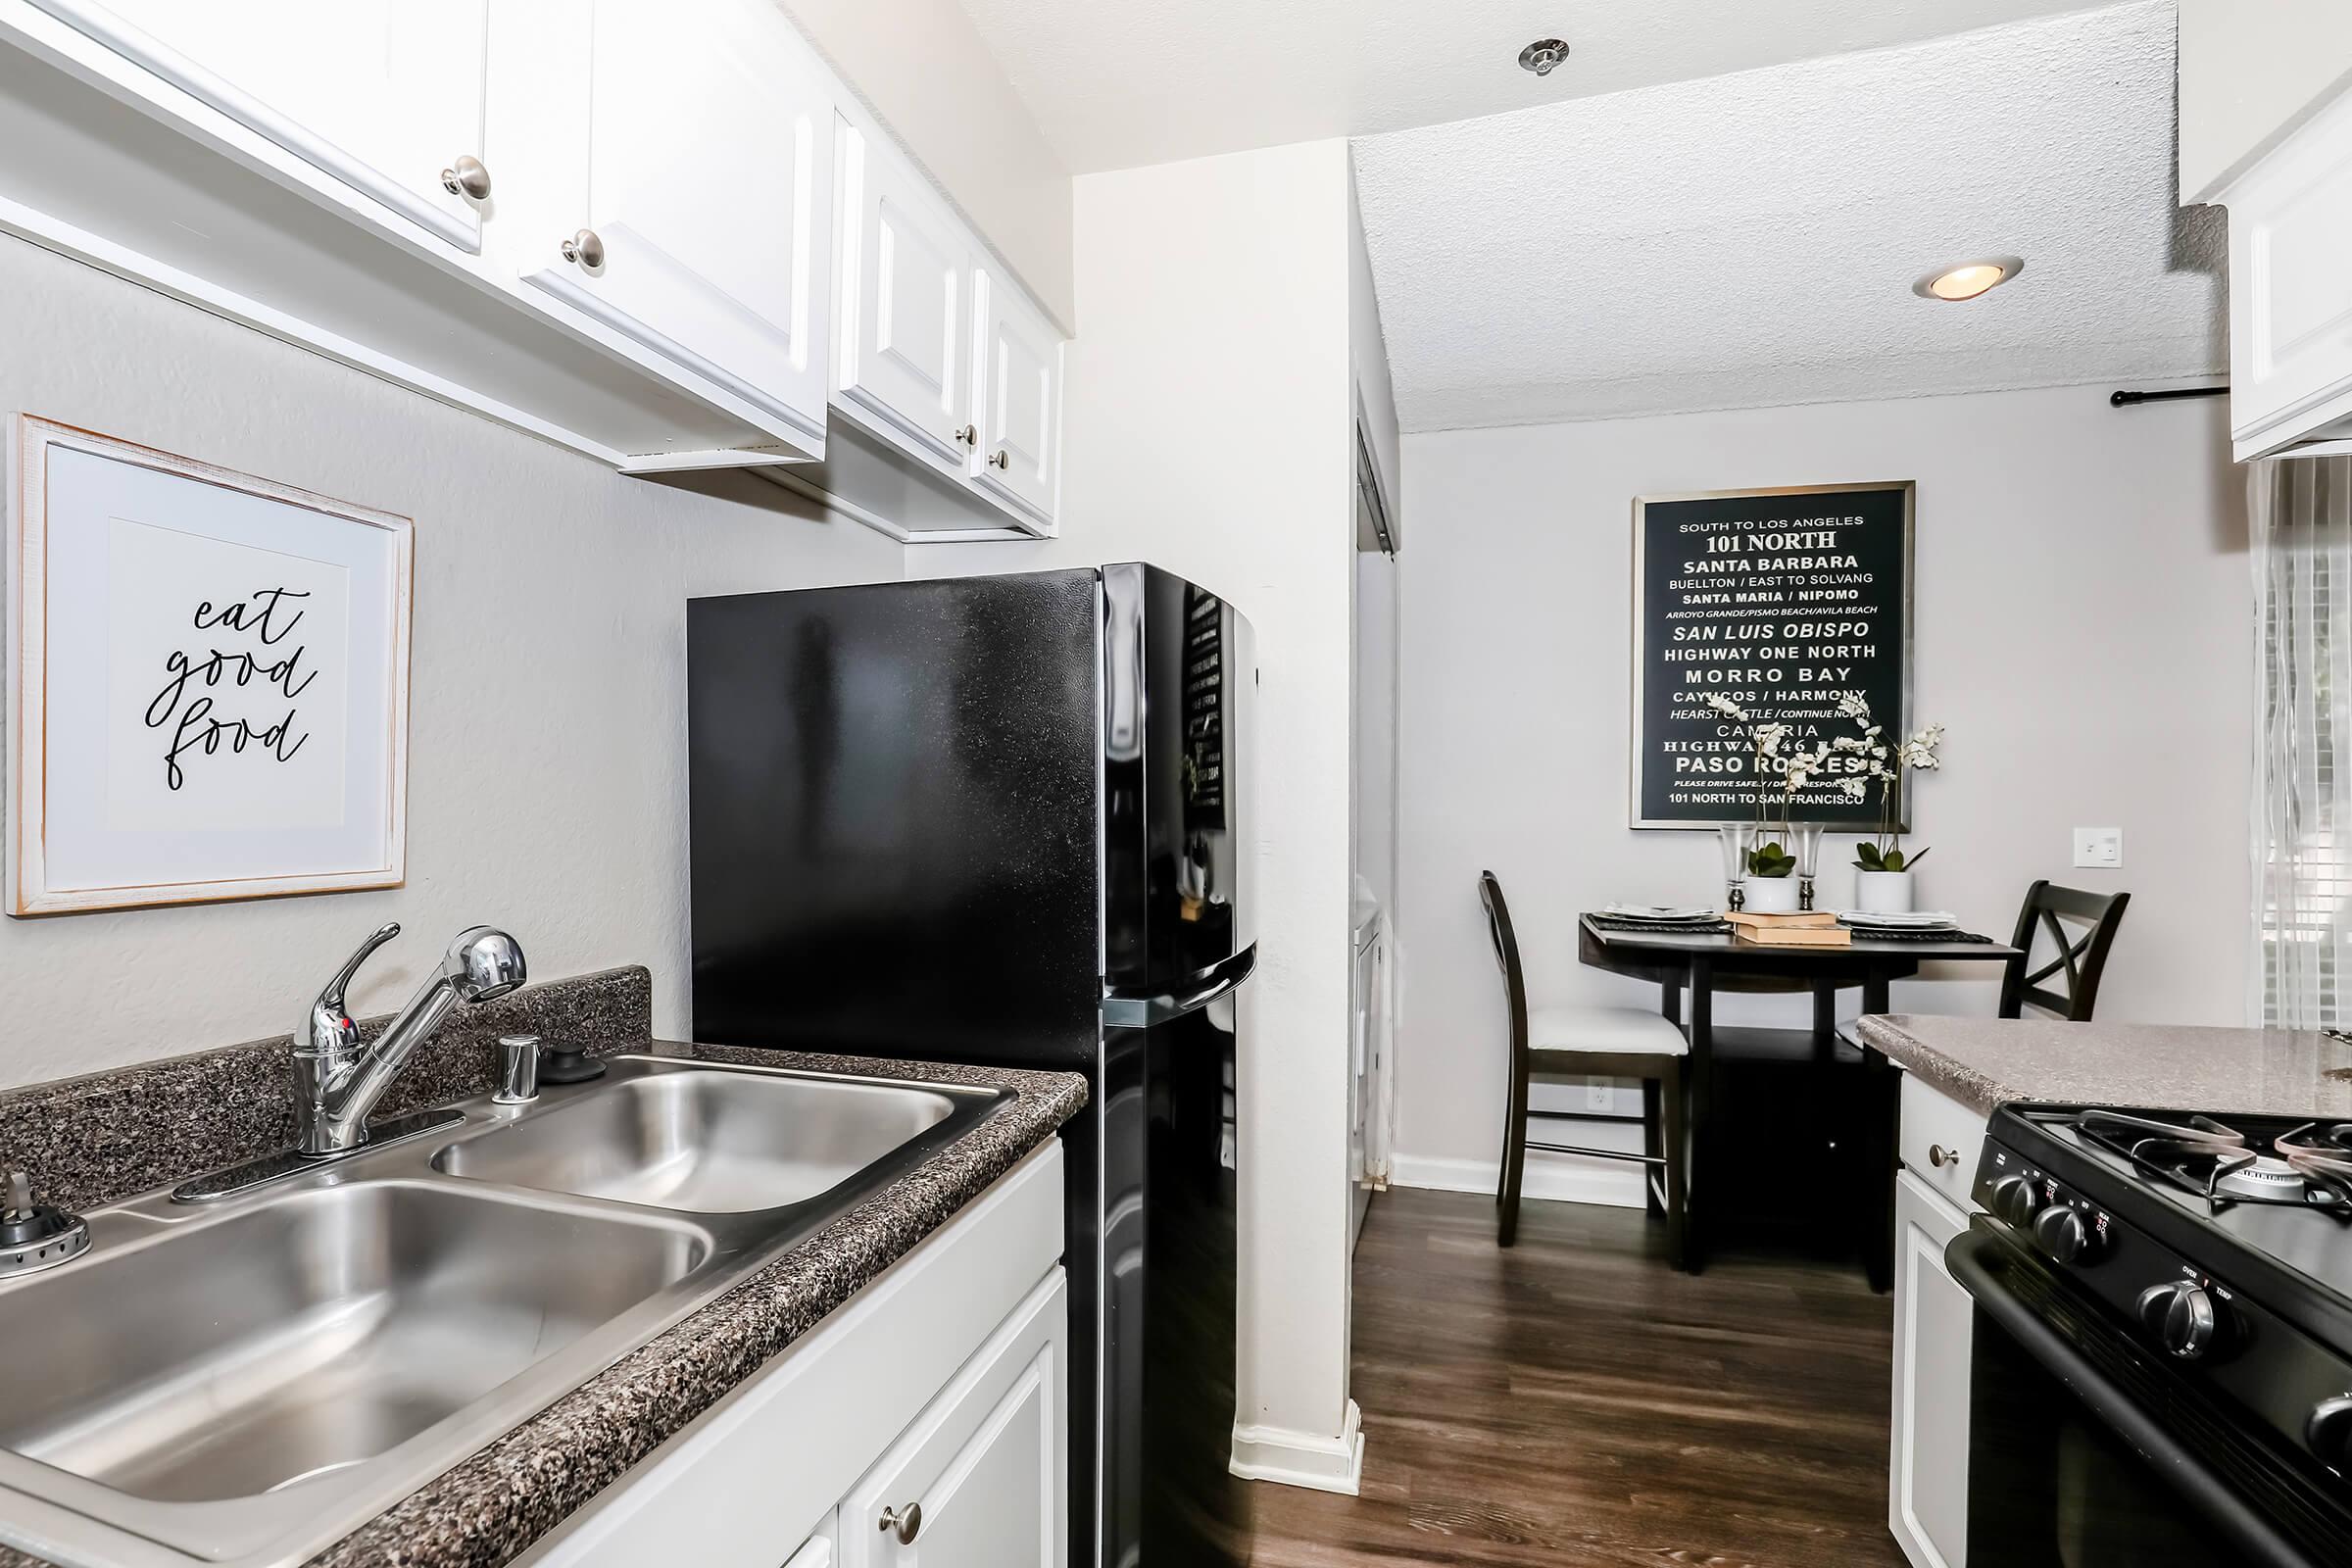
{"left": 1630, "top": 480, "right": 1913, "bottom": 831}
{"left": 8, "top": 416, "right": 413, "bottom": 914}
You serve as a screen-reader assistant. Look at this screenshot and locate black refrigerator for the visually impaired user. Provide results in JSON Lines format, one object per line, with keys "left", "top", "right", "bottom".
{"left": 687, "top": 564, "right": 1256, "bottom": 1567}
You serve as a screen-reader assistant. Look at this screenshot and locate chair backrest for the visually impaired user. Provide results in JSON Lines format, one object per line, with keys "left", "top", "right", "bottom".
{"left": 1478, "top": 871, "right": 1531, "bottom": 1062}
{"left": 2000, "top": 880, "right": 2131, "bottom": 1021}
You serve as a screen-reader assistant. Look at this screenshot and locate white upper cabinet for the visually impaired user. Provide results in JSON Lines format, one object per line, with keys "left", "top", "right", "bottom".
{"left": 971, "top": 269, "right": 1063, "bottom": 530}
{"left": 507, "top": 0, "right": 833, "bottom": 455}
{"left": 2220, "top": 82, "right": 2352, "bottom": 461}
{"left": 30, "top": 0, "right": 491, "bottom": 249}
{"left": 816, "top": 117, "right": 1065, "bottom": 538}
{"left": 835, "top": 120, "right": 977, "bottom": 472}
{"left": 0, "top": 0, "right": 1067, "bottom": 503}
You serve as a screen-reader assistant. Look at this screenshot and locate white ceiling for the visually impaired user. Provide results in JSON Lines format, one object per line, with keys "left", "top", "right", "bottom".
{"left": 1351, "top": 1, "right": 2225, "bottom": 431}
{"left": 956, "top": 0, "right": 2124, "bottom": 174}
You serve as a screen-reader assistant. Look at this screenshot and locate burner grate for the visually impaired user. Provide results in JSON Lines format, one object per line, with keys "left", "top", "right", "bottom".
{"left": 2076, "top": 1109, "right": 2352, "bottom": 1213}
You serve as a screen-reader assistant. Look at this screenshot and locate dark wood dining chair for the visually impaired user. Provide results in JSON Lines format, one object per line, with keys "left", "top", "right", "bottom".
{"left": 2000, "top": 880, "right": 2131, "bottom": 1020}
{"left": 1481, "top": 871, "right": 1689, "bottom": 1265}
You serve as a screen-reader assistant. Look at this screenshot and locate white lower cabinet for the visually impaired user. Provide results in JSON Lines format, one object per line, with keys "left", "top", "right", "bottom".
{"left": 1889, "top": 1163, "right": 1974, "bottom": 1568}
{"left": 839, "top": 1272, "right": 1066, "bottom": 1566}
{"left": 516, "top": 1140, "right": 1066, "bottom": 1568}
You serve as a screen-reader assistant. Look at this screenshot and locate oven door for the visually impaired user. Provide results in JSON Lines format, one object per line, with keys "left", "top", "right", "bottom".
{"left": 1948, "top": 1222, "right": 2344, "bottom": 1568}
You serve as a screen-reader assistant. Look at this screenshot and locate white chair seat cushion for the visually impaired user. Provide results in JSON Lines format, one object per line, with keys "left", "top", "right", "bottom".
{"left": 1528, "top": 1004, "right": 1689, "bottom": 1057}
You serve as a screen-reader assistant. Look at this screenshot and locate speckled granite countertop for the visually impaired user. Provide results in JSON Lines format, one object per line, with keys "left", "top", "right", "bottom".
{"left": 0, "top": 970, "right": 1086, "bottom": 1568}
{"left": 1857, "top": 1013, "right": 2352, "bottom": 1119}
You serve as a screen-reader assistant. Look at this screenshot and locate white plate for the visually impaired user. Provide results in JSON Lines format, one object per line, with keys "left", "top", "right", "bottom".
{"left": 1601, "top": 904, "right": 1720, "bottom": 922}
{"left": 1837, "top": 910, "right": 1958, "bottom": 929}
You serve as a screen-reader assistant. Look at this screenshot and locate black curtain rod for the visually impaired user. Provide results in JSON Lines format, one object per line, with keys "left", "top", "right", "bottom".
{"left": 2110, "top": 385, "right": 2229, "bottom": 407}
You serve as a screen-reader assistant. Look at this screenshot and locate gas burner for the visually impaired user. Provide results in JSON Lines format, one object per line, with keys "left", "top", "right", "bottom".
{"left": 2219, "top": 1154, "right": 2329, "bottom": 1202}
{"left": 2076, "top": 1109, "right": 2352, "bottom": 1211}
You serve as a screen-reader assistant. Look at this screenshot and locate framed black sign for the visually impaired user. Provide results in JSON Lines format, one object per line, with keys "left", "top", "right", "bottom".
{"left": 1630, "top": 481, "right": 1913, "bottom": 830}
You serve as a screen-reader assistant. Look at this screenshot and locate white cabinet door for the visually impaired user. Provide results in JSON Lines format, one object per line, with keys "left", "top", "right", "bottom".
{"left": 782, "top": 1518, "right": 837, "bottom": 1568}
{"left": 970, "top": 270, "right": 1062, "bottom": 530}
{"left": 1890, "top": 1170, "right": 1973, "bottom": 1568}
{"left": 526, "top": 0, "right": 832, "bottom": 450}
{"left": 31, "top": 0, "right": 489, "bottom": 249}
{"left": 840, "top": 1272, "right": 1066, "bottom": 1568}
{"left": 836, "top": 120, "right": 977, "bottom": 470}
{"left": 2224, "top": 84, "right": 2352, "bottom": 458}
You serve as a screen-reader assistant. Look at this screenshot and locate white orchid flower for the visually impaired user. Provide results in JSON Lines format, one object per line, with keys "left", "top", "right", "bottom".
{"left": 1837, "top": 691, "right": 1872, "bottom": 720}
{"left": 1703, "top": 693, "right": 1749, "bottom": 722}
{"left": 1840, "top": 776, "right": 1868, "bottom": 800}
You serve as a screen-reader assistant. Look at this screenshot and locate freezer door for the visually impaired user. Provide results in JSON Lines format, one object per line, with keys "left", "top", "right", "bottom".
{"left": 1101, "top": 564, "right": 1255, "bottom": 995}
{"left": 687, "top": 571, "right": 1103, "bottom": 1064}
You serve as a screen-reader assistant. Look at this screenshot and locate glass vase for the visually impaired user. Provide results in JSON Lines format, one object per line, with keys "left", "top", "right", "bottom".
{"left": 1790, "top": 823, "right": 1827, "bottom": 911}
{"left": 1716, "top": 822, "right": 1755, "bottom": 912}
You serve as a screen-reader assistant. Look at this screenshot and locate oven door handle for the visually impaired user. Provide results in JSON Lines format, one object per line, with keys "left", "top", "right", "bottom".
{"left": 1946, "top": 1228, "right": 2322, "bottom": 1568}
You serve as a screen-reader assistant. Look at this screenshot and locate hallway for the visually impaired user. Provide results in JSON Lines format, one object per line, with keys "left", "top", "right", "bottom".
{"left": 1250, "top": 1188, "right": 1906, "bottom": 1566}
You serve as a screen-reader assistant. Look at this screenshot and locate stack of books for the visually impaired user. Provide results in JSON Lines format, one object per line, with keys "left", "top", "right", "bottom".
{"left": 1725, "top": 909, "right": 1852, "bottom": 948}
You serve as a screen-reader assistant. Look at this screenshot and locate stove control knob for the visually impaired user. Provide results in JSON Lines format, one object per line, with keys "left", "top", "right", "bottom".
{"left": 1990, "top": 1173, "right": 2042, "bottom": 1226}
{"left": 2307, "top": 1395, "right": 2352, "bottom": 1471}
{"left": 2135, "top": 1282, "right": 2220, "bottom": 1360}
{"left": 2034, "top": 1203, "right": 2096, "bottom": 1263}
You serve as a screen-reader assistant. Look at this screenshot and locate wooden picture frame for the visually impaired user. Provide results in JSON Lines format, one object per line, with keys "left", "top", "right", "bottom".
{"left": 8, "top": 416, "right": 413, "bottom": 914}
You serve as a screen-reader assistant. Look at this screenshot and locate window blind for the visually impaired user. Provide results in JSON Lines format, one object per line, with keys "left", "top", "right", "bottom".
{"left": 2253, "top": 457, "right": 2352, "bottom": 1028}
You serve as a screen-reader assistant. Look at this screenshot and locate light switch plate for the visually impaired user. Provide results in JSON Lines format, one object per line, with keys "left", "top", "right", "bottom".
{"left": 2073, "top": 827, "right": 2124, "bottom": 868}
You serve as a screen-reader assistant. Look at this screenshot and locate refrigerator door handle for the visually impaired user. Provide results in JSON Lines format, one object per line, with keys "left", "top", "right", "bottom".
{"left": 1102, "top": 945, "right": 1258, "bottom": 1029}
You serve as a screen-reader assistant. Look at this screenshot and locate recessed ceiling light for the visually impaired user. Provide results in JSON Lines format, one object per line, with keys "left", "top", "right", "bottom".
{"left": 1913, "top": 257, "right": 2026, "bottom": 302}
{"left": 1519, "top": 38, "right": 1570, "bottom": 76}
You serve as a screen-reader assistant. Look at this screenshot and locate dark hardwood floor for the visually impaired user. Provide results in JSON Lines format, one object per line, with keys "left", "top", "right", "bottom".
{"left": 1248, "top": 1188, "right": 1906, "bottom": 1567}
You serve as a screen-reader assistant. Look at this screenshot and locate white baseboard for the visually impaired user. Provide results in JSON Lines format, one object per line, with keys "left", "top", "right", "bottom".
{"left": 1388, "top": 1149, "right": 1645, "bottom": 1210}
{"left": 1230, "top": 1399, "right": 1365, "bottom": 1495}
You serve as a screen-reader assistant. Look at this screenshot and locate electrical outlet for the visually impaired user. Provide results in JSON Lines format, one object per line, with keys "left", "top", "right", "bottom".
{"left": 2073, "top": 827, "right": 2124, "bottom": 869}
{"left": 1585, "top": 1076, "right": 1612, "bottom": 1111}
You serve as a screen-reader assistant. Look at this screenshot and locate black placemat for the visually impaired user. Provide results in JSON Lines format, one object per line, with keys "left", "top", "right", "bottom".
{"left": 1838, "top": 924, "right": 1997, "bottom": 944}
{"left": 1584, "top": 913, "right": 1996, "bottom": 944}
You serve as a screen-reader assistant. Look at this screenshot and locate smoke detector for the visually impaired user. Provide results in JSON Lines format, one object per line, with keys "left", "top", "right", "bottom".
{"left": 1519, "top": 38, "right": 1570, "bottom": 76}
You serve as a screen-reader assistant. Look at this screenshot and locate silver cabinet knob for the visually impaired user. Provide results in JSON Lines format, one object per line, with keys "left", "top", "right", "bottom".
{"left": 988, "top": 449, "right": 1010, "bottom": 470}
{"left": 439, "top": 155, "right": 492, "bottom": 201}
{"left": 879, "top": 1502, "right": 922, "bottom": 1544}
{"left": 1929, "top": 1144, "right": 1956, "bottom": 1168}
{"left": 956, "top": 424, "right": 978, "bottom": 447}
{"left": 561, "top": 228, "right": 606, "bottom": 269}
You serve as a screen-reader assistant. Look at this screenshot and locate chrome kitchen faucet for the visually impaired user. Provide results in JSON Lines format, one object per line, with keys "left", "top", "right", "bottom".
{"left": 294, "top": 923, "right": 527, "bottom": 1155}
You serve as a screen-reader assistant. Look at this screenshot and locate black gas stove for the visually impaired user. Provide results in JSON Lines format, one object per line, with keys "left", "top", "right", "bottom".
{"left": 1959, "top": 1102, "right": 2352, "bottom": 1567}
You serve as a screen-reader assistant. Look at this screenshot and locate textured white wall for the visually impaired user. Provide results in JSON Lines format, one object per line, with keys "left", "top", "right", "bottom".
{"left": 2179, "top": 0, "right": 2352, "bottom": 200}
{"left": 916, "top": 140, "right": 1363, "bottom": 1459}
{"left": 0, "top": 235, "right": 904, "bottom": 1090}
{"left": 1393, "top": 386, "right": 2251, "bottom": 1182}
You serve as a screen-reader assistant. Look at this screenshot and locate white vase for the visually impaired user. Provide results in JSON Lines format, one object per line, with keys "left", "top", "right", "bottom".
{"left": 1743, "top": 875, "right": 1800, "bottom": 914}
{"left": 1854, "top": 869, "right": 1916, "bottom": 914}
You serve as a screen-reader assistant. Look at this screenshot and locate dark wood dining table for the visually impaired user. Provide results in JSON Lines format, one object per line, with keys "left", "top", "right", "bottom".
{"left": 1579, "top": 914, "right": 2023, "bottom": 1281}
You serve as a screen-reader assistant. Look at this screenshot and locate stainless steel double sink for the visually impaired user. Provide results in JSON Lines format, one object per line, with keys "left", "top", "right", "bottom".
{"left": 0, "top": 1055, "right": 1009, "bottom": 1568}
